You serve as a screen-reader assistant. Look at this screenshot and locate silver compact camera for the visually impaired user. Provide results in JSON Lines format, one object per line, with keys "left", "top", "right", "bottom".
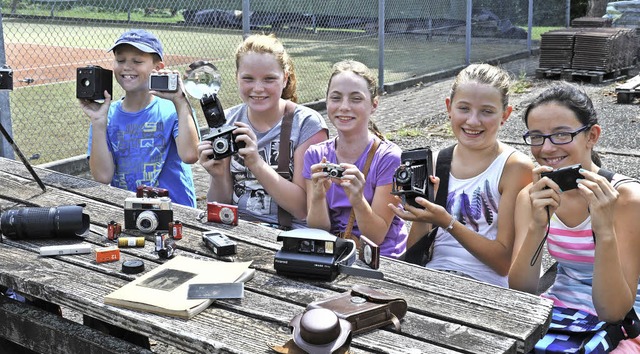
{"left": 323, "top": 163, "right": 345, "bottom": 178}
{"left": 149, "top": 72, "right": 179, "bottom": 92}
{"left": 123, "top": 197, "right": 173, "bottom": 233}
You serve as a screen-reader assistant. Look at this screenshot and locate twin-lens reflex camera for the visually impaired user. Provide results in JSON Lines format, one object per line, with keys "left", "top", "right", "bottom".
{"left": 392, "top": 147, "right": 434, "bottom": 208}
{"left": 183, "top": 61, "right": 245, "bottom": 160}
{"left": 76, "top": 65, "right": 113, "bottom": 101}
{"left": 124, "top": 197, "right": 173, "bottom": 233}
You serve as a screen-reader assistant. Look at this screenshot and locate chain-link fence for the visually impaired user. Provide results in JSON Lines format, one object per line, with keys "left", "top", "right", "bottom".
{"left": 0, "top": 0, "right": 569, "bottom": 165}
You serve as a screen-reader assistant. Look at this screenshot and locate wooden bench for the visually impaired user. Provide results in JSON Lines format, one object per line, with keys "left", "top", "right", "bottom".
{"left": 616, "top": 74, "right": 640, "bottom": 104}
{"left": 0, "top": 296, "right": 152, "bottom": 354}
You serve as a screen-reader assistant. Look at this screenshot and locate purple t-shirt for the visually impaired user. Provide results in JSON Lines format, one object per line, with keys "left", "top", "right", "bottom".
{"left": 303, "top": 138, "right": 407, "bottom": 258}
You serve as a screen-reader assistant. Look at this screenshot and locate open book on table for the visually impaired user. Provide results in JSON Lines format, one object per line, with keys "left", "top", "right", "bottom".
{"left": 104, "top": 255, "right": 252, "bottom": 319}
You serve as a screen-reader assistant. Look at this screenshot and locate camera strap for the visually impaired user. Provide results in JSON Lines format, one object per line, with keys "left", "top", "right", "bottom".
{"left": 341, "top": 137, "right": 381, "bottom": 248}
{"left": 276, "top": 101, "right": 297, "bottom": 230}
{"left": 0, "top": 122, "right": 46, "bottom": 192}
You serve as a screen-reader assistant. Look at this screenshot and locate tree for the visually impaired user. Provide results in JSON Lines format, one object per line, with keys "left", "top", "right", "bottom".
{"left": 587, "top": 0, "right": 609, "bottom": 17}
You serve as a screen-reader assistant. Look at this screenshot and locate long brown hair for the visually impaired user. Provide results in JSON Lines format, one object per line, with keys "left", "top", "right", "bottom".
{"left": 235, "top": 34, "right": 298, "bottom": 103}
{"left": 328, "top": 60, "right": 385, "bottom": 140}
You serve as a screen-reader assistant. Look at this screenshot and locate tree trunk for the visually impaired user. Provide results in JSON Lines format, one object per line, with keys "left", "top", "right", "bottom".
{"left": 587, "top": 0, "right": 609, "bottom": 17}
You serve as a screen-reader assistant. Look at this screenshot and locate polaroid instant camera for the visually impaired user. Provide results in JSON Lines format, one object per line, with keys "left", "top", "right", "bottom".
{"left": 274, "top": 229, "right": 382, "bottom": 281}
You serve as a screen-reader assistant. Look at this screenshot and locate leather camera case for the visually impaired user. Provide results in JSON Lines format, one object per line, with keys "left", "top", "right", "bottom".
{"left": 305, "top": 284, "right": 407, "bottom": 335}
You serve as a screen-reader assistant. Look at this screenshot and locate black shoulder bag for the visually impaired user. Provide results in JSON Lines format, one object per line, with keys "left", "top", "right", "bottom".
{"left": 403, "top": 144, "right": 455, "bottom": 266}
{"left": 275, "top": 101, "right": 297, "bottom": 230}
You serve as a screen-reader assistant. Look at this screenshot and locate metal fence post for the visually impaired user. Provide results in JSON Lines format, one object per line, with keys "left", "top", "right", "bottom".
{"left": 566, "top": 0, "right": 571, "bottom": 28}
{"left": 465, "top": 0, "right": 471, "bottom": 65}
{"left": 243, "top": 0, "right": 250, "bottom": 38}
{"left": 0, "top": 10, "right": 13, "bottom": 159}
{"left": 528, "top": 0, "right": 533, "bottom": 53}
{"left": 378, "top": 0, "right": 385, "bottom": 91}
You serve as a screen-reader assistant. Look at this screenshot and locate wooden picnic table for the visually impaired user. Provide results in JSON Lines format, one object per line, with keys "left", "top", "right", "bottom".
{"left": 0, "top": 156, "right": 553, "bottom": 354}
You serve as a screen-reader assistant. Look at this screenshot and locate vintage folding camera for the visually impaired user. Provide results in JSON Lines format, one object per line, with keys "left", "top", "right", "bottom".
{"left": 202, "top": 231, "right": 237, "bottom": 256}
{"left": 136, "top": 185, "right": 169, "bottom": 198}
{"left": 200, "top": 94, "right": 245, "bottom": 160}
{"left": 0, "top": 65, "right": 13, "bottom": 90}
{"left": 76, "top": 65, "right": 113, "bottom": 100}
{"left": 274, "top": 229, "right": 356, "bottom": 281}
{"left": 541, "top": 164, "right": 582, "bottom": 191}
{"left": 123, "top": 197, "right": 173, "bottom": 233}
{"left": 323, "top": 163, "right": 345, "bottom": 178}
{"left": 149, "top": 72, "right": 179, "bottom": 92}
{"left": 358, "top": 235, "right": 380, "bottom": 270}
{"left": 392, "top": 147, "right": 434, "bottom": 208}
{"left": 207, "top": 202, "right": 238, "bottom": 226}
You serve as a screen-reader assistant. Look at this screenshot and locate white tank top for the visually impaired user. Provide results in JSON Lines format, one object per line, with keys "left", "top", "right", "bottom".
{"left": 427, "top": 146, "right": 515, "bottom": 287}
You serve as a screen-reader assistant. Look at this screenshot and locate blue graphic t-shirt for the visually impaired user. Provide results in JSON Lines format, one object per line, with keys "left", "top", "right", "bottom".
{"left": 87, "top": 96, "right": 197, "bottom": 207}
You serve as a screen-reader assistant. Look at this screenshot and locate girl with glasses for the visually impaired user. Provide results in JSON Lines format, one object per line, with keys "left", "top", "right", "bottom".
{"left": 509, "top": 82, "right": 640, "bottom": 352}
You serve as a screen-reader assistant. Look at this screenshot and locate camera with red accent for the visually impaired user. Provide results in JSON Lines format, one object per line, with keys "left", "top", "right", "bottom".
{"left": 136, "top": 185, "right": 169, "bottom": 198}
{"left": 207, "top": 202, "right": 238, "bottom": 226}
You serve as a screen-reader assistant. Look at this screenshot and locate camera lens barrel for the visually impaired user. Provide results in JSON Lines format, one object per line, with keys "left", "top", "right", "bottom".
{"left": 0, "top": 205, "right": 90, "bottom": 239}
{"left": 136, "top": 210, "right": 159, "bottom": 233}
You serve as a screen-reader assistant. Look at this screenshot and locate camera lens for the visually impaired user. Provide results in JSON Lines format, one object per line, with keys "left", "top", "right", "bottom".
{"left": 395, "top": 166, "right": 412, "bottom": 185}
{"left": 136, "top": 210, "right": 159, "bottom": 233}
{"left": 328, "top": 169, "right": 340, "bottom": 177}
{"left": 81, "top": 78, "right": 91, "bottom": 87}
{"left": 298, "top": 240, "right": 314, "bottom": 253}
{"left": 0, "top": 206, "right": 90, "bottom": 239}
{"left": 212, "top": 137, "right": 229, "bottom": 154}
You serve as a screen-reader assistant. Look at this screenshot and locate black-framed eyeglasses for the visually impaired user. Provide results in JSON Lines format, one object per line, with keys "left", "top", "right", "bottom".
{"left": 522, "top": 125, "right": 591, "bottom": 146}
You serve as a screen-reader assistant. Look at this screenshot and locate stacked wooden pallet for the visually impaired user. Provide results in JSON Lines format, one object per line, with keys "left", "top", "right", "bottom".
{"left": 536, "top": 27, "right": 638, "bottom": 84}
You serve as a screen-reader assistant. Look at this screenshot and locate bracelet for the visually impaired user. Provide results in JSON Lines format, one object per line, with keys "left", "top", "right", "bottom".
{"left": 444, "top": 216, "right": 455, "bottom": 231}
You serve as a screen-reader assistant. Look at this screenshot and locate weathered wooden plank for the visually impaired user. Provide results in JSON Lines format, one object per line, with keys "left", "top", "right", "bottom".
{"left": 0, "top": 244, "right": 290, "bottom": 353}
{"left": 0, "top": 296, "right": 153, "bottom": 354}
{"left": 0, "top": 159, "right": 550, "bottom": 353}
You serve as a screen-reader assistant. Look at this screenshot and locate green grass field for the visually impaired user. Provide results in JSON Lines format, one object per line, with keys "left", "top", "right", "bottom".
{"left": 1, "top": 14, "right": 539, "bottom": 164}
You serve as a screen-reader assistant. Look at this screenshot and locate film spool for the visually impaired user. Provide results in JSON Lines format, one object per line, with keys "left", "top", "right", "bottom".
{"left": 118, "top": 236, "right": 145, "bottom": 247}
{"left": 122, "top": 260, "right": 145, "bottom": 274}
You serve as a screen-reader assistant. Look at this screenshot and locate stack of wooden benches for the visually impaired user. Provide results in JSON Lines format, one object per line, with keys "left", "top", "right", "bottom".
{"left": 536, "top": 27, "right": 638, "bottom": 84}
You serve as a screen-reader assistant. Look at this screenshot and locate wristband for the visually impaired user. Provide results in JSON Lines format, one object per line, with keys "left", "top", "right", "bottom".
{"left": 444, "top": 217, "right": 455, "bottom": 231}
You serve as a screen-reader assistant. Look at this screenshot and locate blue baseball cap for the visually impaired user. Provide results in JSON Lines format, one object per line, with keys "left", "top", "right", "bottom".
{"left": 108, "top": 29, "right": 164, "bottom": 61}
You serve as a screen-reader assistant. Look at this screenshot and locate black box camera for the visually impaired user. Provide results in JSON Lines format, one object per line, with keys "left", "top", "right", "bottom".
{"left": 392, "top": 147, "right": 434, "bottom": 208}
{"left": 0, "top": 65, "right": 13, "bottom": 90}
{"left": 76, "top": 65, "right": 113, "bottom": 101}
{"left": 123, "top": 197, "right": 173, "bottom": 233}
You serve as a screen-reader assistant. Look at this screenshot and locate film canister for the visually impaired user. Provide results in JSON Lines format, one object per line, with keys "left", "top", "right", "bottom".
{"left": 107, "top": 221, "right": 122, "bottom": 240}
{"left": 122, "top": 260, "right": 145, "bottom": 274}
{"left": 118, "top": 236, "right": 145, "bottom": 248}
{"left": 169, "top": 220, "right": 183, "bottom": 240}
{"left": 158, "top": 238, "right": 177, "bottom": 259}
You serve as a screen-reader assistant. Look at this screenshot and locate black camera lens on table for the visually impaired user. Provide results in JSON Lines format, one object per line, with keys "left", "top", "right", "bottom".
{"left": 0, "top": 205, "right": 90, "bottom": 239}
{"left": 184, "top": 61, "right": 245, "bottom": 160}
